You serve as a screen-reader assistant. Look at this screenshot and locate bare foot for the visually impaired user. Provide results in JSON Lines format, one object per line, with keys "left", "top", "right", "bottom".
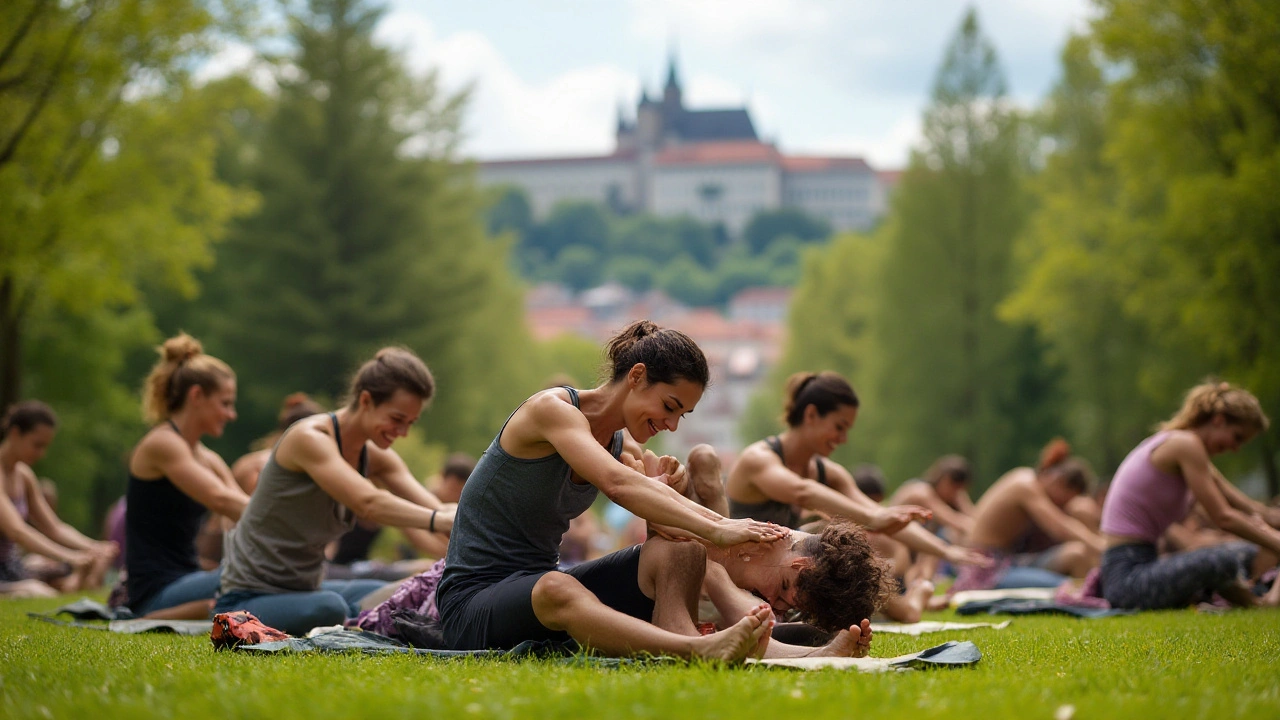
{"left": 881, "top": 580, "right": 935, "bottom": 623}
{"left": 907, "top": 579, "right": 936, "bottom": 610}
{"left": 1259, "top": 577, "right": 1280, "bottom": 608}
{"left": 806, "top": 619, "right": 873, "bottom": 658}
{"left": 691, "top": 604, "right": 774, "bottom": 662}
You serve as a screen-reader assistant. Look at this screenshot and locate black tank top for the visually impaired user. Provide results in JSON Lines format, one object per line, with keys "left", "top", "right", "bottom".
{"left": 124, "top": 422, "right": 208, "bottom": 611}
{"left": 727, "top": 436, "right": 828, "bottom": 529}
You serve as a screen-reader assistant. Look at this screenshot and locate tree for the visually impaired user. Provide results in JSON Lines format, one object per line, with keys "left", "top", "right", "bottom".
{"left": 525, "top": 201, "right": 612, "bottom": 260}
{"left": 1001, "top": 36, "right": 1172, "bottom": 473}
{"left": 485, "top": 185, "right": 532, "bottom": 237}
{"left": 0, "top": 0, "right": 255, "bottom": 410}
{"left": 869, "top": 9, "right": 1059, "bottom": 486}
{"left": 743, "top": 208, "right": 831, "bottom": 255}
{"left": 202, "top": 0, "right": 536, "bottom": 456}
{"left": 0, "top": 2, "right": 257, "bottom": 528}
{"left": 1090, "top": 0, "right": 1280, "bottom": 489}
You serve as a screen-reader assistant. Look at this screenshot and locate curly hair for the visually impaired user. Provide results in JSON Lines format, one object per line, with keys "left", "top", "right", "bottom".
{"left": 793, "top": 519, "right": 894, "bottom": 633}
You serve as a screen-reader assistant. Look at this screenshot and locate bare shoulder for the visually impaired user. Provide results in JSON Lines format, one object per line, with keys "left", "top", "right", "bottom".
{"left": 1156, "top": 430, "right": 1205, "bottom": 460}
{"left": 733, "top": 441, "right": 778, "bottom": 472}
{"left": 275, "top": 414, "right": 338, "bottom": 464}
{"left": 522, "top": 388, "right": 580, "bottom": 422}
{"left": 231, "top": 449, "right": 268, "bottom": 475}
{"left": 890, "top": 479, "right": 929, "bottom": 504}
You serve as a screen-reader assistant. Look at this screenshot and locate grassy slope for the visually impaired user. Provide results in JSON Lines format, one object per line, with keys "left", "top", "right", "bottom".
{"left": 2, "top": 597, "right": 1279, "bottom": 720}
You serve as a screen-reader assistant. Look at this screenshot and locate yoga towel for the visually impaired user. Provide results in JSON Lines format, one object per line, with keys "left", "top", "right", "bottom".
{"left": 43, "top": 598, "right": 136, "bottom": 621}
{"left": 956, "top": 598, "right": 1134, "bottom": 619}
{"left": 948, "top": 588, "right": 1055, "bottom": 608}
{"left": 749, "top": 640, "right": 982, "bottom": 672}
{"left": 871, "top": 620, "right": 1010, "bottom": 636}
{"left": 30, "top": 613, "right": 212, "bottom": 636}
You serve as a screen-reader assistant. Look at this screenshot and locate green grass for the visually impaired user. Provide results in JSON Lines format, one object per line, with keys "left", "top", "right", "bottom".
{"left": 2, "top": 596, "right": 1279, "bottom": 719}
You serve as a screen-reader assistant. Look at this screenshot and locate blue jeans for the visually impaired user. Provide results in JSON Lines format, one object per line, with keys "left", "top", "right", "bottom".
{"left": 996, "top": 566, "right": 1067, "bottom": 589}
{"left": 213, "top": 579, "right": 388, "bottom": 636}
{"left": 137, "top": 569, "right": 222, "bottom": 616}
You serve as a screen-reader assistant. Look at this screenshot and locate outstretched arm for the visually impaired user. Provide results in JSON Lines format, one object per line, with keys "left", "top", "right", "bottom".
{"left": 536, "top": 399, "right": 786, "bottom": 547}
{"left": 748, "top": 455, "right": 930, "bottom": 533}
{"left": 1023, "top": 488, "right": 1105, "bottom": 553}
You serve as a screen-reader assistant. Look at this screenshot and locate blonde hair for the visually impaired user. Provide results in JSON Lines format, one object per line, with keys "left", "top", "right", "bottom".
{"left": 1160, "top": 380, "right": 1270, "bottom": 434}
{"left": 142, "top": 333, "right": 234, "bottom": 423}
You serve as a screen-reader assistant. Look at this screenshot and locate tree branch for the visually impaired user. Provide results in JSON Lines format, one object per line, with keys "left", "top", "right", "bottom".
{"left": 0, "top": 0, "right": 52, "bottom": 76}
{"left": 0, "top": 0, "right": 97, "bottom": 167}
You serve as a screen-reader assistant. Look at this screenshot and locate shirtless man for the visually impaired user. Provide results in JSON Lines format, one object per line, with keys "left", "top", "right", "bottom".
{"left": 953, "top": 439, "right": 1105, "bottom": 592}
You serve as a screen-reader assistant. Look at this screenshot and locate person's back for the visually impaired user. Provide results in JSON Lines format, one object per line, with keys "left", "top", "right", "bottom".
{"left": 1100, "top": 431, "right": 1193, "bottom": 543}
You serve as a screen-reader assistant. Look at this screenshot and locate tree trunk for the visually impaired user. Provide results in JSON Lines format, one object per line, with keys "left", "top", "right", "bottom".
{"left": 0, "top": 275, "right": 21, "bottom": 410}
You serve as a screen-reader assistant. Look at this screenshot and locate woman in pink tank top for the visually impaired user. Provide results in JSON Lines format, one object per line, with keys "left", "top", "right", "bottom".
{"left": 1099, "top": 382, "right": 1280, "bottom": 610}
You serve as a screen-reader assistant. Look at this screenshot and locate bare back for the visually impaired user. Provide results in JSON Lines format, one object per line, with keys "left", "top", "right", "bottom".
{"left": 964, "top": 468, "right": 1039, "bottom": 550}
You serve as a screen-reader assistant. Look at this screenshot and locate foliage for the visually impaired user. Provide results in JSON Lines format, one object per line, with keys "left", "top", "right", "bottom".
{"left": 182, "top": 0, "right": 538, "bottom": 459}
{"left": 496, "top": 191, "right": 823, "bottom": 308}
{"left": 743, "top": 207, "right": 832, "bottom": 255}
{"left": 0, "top": 0, "right": 258, "bottom": 527}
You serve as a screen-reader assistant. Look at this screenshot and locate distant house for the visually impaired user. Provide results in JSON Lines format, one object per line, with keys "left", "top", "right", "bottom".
{"left": 477, "top": 56, "right": 889, "bottom": 236}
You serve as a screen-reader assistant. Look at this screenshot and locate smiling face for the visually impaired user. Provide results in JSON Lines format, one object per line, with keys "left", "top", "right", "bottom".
{"left": 359, "top": 388, "right": 425, "bottom": 449}
{"left": 1198, "top": 414, "right": 1256, "bottom": 456}
{"left": 7, "top": 423, "right": 56, "bottom": 466}
{"left": 186, "top": 379, "right": 237, "bottom": 438}
{"left": 800, "top": 403, "right": 858, "bottom": 457}
{"left": 621, "top": 364, "right": 704, "bottom": 443}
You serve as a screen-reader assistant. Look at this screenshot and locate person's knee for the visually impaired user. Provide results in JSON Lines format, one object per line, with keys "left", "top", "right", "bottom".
{"left": 687, "top": 444, "right": 721, "bottom": 476}
{"left": 532, "top": 571, "right": 589, "bottom": 614}
{"left": 290, "top": 593, "right": 349, "bottom": 632}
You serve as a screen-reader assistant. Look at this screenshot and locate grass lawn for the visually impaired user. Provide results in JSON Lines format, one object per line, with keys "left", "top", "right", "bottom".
{"left": 2, "top": 596, "right": 1279, "bottom": 720}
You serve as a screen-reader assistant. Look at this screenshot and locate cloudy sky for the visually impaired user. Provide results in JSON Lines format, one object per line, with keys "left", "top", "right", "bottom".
{"left": 362, "top": 1, "right": 1093, "bottom": 169}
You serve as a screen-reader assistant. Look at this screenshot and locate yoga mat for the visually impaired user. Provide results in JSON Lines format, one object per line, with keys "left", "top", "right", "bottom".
{"left": 749, "top": 640, "right": 982, "bottom": 672}
{"left": 871, "top": 620, "right": 1011, "bottom": 635}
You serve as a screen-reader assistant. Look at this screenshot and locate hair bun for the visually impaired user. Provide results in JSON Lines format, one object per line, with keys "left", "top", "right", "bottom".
{"left": 1038, "top": 437, "right": 1071, "bottom": 472}
{"left": 161, "top": 333, "right": 203, "bottom": 364}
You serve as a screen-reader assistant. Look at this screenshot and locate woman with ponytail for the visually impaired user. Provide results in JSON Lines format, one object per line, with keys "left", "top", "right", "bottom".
{"left": 216, "top": 348, "right": 454, "bottom": 635}
{"left": 1099, "top": 381, "right": 1280, "bottom": 609}
{"left": 0, "top": 401, "right": 118, "bottom": 596}
{"left": 725, "top": 371, "right": 988, "bottom": 621}
{"left": 952, "top": 439, "right": 1106, "bottom": 592}
{"left": 436, "top": 320, "right": 787, "bottom": 662}
{"left": 125, "top": 334, "right": 251, "bottom": 617}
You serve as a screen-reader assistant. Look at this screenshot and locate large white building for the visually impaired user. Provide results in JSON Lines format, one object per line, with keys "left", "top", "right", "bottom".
{"left": 477, "top": 58, "right": 887, "bottom": 236}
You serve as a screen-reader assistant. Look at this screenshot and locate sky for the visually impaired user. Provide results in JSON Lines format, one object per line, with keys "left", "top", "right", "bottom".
{"left": 208, "top": 0, "right": 1096, "bottom": 169}
{"left": 378, "top": 0, "right": 1097, "bottom": 168}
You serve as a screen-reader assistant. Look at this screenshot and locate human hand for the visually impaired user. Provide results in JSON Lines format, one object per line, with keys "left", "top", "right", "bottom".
{"left": 92, "top": 541, "right": 120, "bottom": 560}
{"left": 709, "top": 518, "right": 789, "bottom": 547}
{"left": 870, "top": 505, "right": 931, "bottom": 534}
{"left": 944, "top": 545, "right": 993, "bottom": 568}
{"left": 644, "top": 451, "right": 688, "bottom": 495}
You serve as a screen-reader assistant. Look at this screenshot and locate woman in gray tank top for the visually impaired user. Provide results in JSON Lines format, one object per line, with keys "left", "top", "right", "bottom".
{"left": 725, "top": 371, "right": 989, "bottom": 622}
{"left": 216, "top": 348, "right": 455, "bottom": 635}
{"left": 436, "top": 320, "right": 789, "bottom": 662}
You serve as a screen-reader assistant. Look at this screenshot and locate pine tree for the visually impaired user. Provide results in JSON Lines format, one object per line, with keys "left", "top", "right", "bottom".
{"left": 206, "top": 0, "right": 535, "bottom": 454}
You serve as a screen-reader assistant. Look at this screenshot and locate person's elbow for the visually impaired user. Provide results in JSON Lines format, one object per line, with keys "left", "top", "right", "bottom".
{"left": 212, "top": 492, "right": 247, "bottom": 522}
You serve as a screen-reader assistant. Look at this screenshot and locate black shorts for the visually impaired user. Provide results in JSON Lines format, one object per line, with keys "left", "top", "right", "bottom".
{"left": 441, "top": 544, "right": 655, "bottom": 651}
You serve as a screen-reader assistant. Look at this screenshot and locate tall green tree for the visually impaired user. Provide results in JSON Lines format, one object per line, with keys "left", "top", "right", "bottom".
{"left": 1001, "top": 36, "right": 1172, "bottom": 473}
{"left": 870, "top": 9, "right": 1059, "bottom": 486}
{"left": 0, "top": 1, "right": 257, "bottom": 528}
{"left": 203, "top": 0, "right": 535, "bottom": 456}
{"left": 1091, "top": 0, "right": 1280, "bottom": 488}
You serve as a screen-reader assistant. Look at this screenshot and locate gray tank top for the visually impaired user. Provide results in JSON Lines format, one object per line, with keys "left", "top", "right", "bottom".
{"left": 437, "top": 388, "right": 622, "bottom": 614}
{"left": 728, "top": 436, "right": 827, "bottom": 529}
{"left": 220, "top": 413, "right": 365, "bottom": 595}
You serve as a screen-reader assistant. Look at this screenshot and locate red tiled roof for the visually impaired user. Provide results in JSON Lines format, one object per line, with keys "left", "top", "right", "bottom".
{"left": 654, "top": 141, "right": 781, "bottom": 167}
{"left": 780, "top": 155, "right": 872, "bottom": 173}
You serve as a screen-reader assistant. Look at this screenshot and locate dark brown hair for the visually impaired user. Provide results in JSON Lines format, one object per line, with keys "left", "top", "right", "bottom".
{"left": 2, "top": 400, "right": 58, "bottom": 436}
{"left": 925, "top": 454, "right": 971, "bottom": 486}
{"left": 852, "top": 464, "right": 886, "bottom": 501}
{"left": 605, "top": 320, "right": 709, "bottom": 387}
{"left": 783, "top": 371, "right": 859, "bottom": 427}
{"left": 441, "top": 452, "right": 476, "bottom": 482}
{"left": 1037, "top": 438, "right": 1095, "bottom": 494}
{"left": 277, "top": 392, "right": 324, "bottom": 432}
{"left": 346, "top": 347, "right": 435, "bottom": 410}
{"left": 142, "top": 333, "right": 234, "bottom": 423}
{"left": 793, "top": 520, "right": 894, "bottom": 632}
